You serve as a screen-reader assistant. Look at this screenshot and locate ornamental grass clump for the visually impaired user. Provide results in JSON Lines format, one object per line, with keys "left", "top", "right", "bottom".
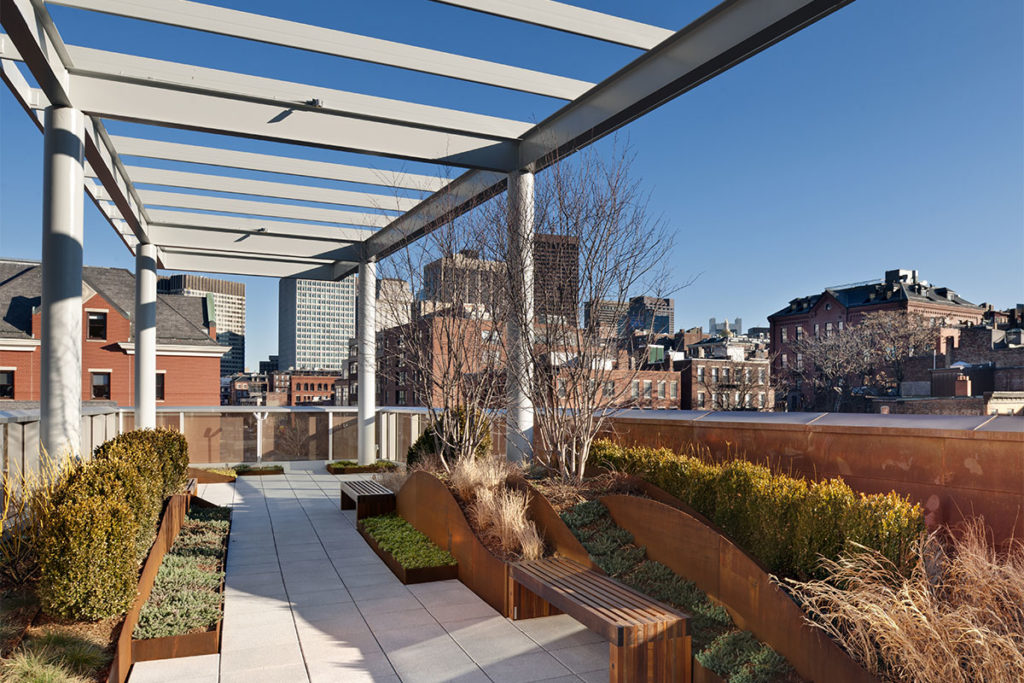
{"left": 593, "top": 439, "right": 924, "bottom": 580}
{"left": 360, "top": 514, "right": 456, "bottom": 569}
{"left": 786, "top": 518, "right": 1024, "bottom": 683}
{"left": 469, "top": 488, "right": 545, "bottom": 561}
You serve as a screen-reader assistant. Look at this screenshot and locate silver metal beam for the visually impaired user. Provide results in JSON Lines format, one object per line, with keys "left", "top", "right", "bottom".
{"left": 127, "top": 167, "right": 420, "bottom": 213}
{"left": 62, "top": 44, "right": 531, "bottom": 139}
{"left": 433, "top": 0, "right": 673, "bottom": 50}
{"left": 111, "top": 136, "right": 448, "bottom": 192}
{"left": 355, "top": 0, "right": 854, "bottom": 269}
{"left": 51, "top": 0, "right": 593, "bottom": 99}
{"left": 506, "top": 171, "right": 535, "bottom": 463}
{"left": 146, "top": 210, "right": 371, "bottom": 243}
{"left": 70, "top": 75, "right": 519, "bottom": 172}
{"left": 137, "top": 191, "right": 394, "bottom": 227}
{"left": 147, "top": 224, "right": 362, "bottom": 261}
{"left": 357, "top": 259, "right": 377, "bottom": 465}
{"left": 158, "top": 249, "right": 347, "bottom": 279}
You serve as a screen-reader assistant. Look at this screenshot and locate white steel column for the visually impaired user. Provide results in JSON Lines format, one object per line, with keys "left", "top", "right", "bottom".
{"left": 39, "top": 106, "right": 85, "bottom": 459}
{"left": 134, "top": 243, "right": 158, "bottom": 429}
{"left": 506, "top": 170, "right": 535, "bottom": 462}
{"left": 357, "top": 260, "right": 376, "bottom": 465}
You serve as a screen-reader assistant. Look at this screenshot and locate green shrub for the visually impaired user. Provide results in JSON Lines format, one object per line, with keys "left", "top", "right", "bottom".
{"left": 696, "top": 631, "right": 762, "bottom": 679}
{"left": 94, "top": 428, "right": 188, "bottom": 499}
{"left": 407, "top": 407, "right": 491, "bottom": 466}
{"left": 38, "top": 464, "right": 139, "bottom": 620}
{"left": 360, "top": 514, "right": 456, "bottom": 569}
{"left": 327, "top": 459, "right": 398, "bottom": 472}
{"left": 593, "top": 439, "right": 925, "bottom": 579}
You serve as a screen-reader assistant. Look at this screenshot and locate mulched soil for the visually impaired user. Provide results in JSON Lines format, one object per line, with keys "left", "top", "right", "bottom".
{"left": 530, "top": 472, "right": 644, "bottom": 513}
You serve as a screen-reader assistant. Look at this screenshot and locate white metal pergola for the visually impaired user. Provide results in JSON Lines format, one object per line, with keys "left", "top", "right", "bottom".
{"left": 0, "top": 0, "right": 852, "bottom": 462}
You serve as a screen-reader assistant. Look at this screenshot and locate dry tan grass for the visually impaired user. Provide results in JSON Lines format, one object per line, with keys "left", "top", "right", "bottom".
{"left": 449, "top": 455, "right": 514, "bottom": 502}
{"left": 469, "top": 487, "right": 544, "bottom": 561}
{"left": 786, "top": 518, "right": 1024, "bottom": 683}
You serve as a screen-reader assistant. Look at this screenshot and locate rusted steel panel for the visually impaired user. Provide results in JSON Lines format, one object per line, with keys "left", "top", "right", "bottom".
{"left": 396, "top": 471, "right": 510, "bottom": 615}
{"left": 357, "top": 522, "right": 458, "bottom": 585}
{"left": 603, "top": 416, "right": 1024, "bottom": 544}
{"left": 602, "top": 492, "right": 879, "bottom": 683}
{"left": 516, "top": 480, "right": 600, "bottom": 570}
{"left": 131, "top": 622, "right": 220, "bottom": 662}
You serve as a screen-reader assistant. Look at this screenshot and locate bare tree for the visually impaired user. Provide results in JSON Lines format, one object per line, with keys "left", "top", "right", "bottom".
{"left": 790, "top": 327, "right": 870, "bottom": 411}
{"left": 376, "top": 194, "right": 507, "bottom": 471}
{"left": 492, "top": 143, "right": 683, "bottom": 481}
{"left": 858, "top": 310, "right": 937, "bottom": 388}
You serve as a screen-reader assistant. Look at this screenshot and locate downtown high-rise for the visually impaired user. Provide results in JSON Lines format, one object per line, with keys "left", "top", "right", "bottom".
{"left": 278, "top": 277, "right": 356, "bottom": 371}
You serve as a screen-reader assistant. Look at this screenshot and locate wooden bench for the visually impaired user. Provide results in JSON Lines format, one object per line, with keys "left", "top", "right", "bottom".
{"left": 510, "top": 557, "right": 690, "bottom": 683}
{"left": 339, "top": 479, "right": 395, "bottom": 520}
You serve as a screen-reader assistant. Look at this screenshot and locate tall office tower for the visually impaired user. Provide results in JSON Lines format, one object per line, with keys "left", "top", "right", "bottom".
{"left": 583, "top": 299, "right": 629, "bottom": 332}
{"left": 158, "top": 274, "right": 246, "bottom": 376}
{"left": 627, "top": 295, "right": 675, "bottom": 335}
{"left": 278, "top": 277, "right": 356, "bottom": 371}
{"left": 376, "top": 278, "right": 413, "bottom": 331}
{"left": 534, "top": 234, "right": 579, "bottom": 324}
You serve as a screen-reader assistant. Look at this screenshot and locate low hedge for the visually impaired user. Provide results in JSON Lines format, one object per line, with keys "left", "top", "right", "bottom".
{"left": 360, "top": 514, "right": 456, "bottom": 570}
{"left": 592, "top": 440, "right": 924, "bottom": 579}
{"left": 37, "top": 429, "right": 192, "bottom": 621}
{"left": 326, "top": 459, "right": 398, "bottom": 473}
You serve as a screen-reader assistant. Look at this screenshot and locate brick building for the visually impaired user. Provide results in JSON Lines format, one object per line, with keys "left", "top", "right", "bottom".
{"left": 0, "top": 260, "right": 226, "bottom": 406}
{"left": 534, "top": 234, "right": 579, "bottom": 325}
{"left": 769, "top": 269, "right": 985, "bottom": 409}
{"left": 677, "top": 334, "right": 773, "bottom": 410}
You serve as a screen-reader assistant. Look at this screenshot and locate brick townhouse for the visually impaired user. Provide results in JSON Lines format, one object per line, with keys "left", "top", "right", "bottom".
{"left": 0, "top": 260, "right": 227, "bottom": 407}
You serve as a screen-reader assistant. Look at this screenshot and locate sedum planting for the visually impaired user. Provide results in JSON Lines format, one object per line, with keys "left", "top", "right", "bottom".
{"left": 360, "top": 514, "right": 456, "bottom": 570}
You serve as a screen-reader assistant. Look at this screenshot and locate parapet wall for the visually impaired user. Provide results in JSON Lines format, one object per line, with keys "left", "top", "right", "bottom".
{"left": 602, "top": 411, "right": 1024, "bottom": 545}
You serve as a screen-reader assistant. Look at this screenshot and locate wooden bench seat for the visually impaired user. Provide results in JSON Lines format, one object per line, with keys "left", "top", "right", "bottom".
{"left": 339, "top": 479, "right": 395, "bottom": 520}
{"left": 510, "top": 557, "right": 690, "bottom": 683}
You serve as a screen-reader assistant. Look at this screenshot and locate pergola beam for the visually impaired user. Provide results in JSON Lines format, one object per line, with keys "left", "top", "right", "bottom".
{"left": 50, "top": 0, "right": 593, "bottom": 99}
{"left": 137, "top": 190, "right": 394, "bottom": 227}
{"left": 145, "top": 210, "right": 372, "bottom": 242}
{"left": 157, "top": 248, "right": 347, "bottom": 280}
{"left": 433, "top": 0, "right": 673, "bottom": 50}
{"left": 127, "top": 167, "right": 421, "bottom": 213}
{"left": 354, "top": 0, "right": 853, "bottom": 270}
{"left": 111, "top": 136, "right": 449, "bottom": 192}
{"left": 60, "top": 44, "right": 531, "bottom": 140}
{"left": 147, "top": 225, "right": 359, "bottom": 261}
{"left": 69, "top": 75, "right": 519, "bottom": 172}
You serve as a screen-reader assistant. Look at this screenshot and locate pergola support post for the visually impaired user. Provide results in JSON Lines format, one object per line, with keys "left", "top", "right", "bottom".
{"left": 357, "top": 260, "right": 377, "bottom": 465}
{"left": 506, "top": 170, "right": 535, "bottom": 463}
{"left": 39, "top": 106, "right": 85, "bottom": 459}
{"left": 134, "top": 242, "right": 157, "bottom": 429}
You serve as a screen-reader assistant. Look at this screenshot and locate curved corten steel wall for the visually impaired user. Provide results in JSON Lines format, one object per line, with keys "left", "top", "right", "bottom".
{"left": 517, "top": 481, "right": 600, "bottom": 571}
{"left": 603, "top": 415, "right": 1024, "bottom": 545}
{"left": 397, "top": 471, "right": 509, "bottom": 615}
{"left": 602, "top": 493, "right": 879, "bottom": 683}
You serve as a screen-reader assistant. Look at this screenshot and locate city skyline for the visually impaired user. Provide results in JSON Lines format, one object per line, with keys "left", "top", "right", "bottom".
{"left": 0, "top": 0, "right": 1020, "bottom": 370}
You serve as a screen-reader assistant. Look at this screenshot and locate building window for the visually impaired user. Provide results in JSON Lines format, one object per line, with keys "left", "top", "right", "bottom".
{"left": 744, "top": 368, "right": 751, "bottom": 383}
{"left": 604, "top": 380, "right": 615, "bottom": 397}
{"left": 87, "top": 311, "right": 107, "bottom": 340}
{"left": 643, "top": 380, "right": 652, "bottom": 399}
{"left": 670, "top": 381, "right": 678, "bottom": 400}
{"left": 838, "top": 321, "right": 844, "bottom": 331}
{"left": 697, "top": 391, "right": 705, "bottom": 408}
{"left": 745, "top": 393, "right": 752, "bottom": 408}
{"left": 711, "top": 367, "right": 719, "bottom": 382}
{"left": 795, "top": 326, "right": 804, "bottom": 340}
{"left": 396, "top": 390, "right": 407, "bottom": 406}
{"left": 557, "top": 379, "right": 567, "bottom": 399}
{"left": 91, "top": 372, "right": 111, "bottom": 400}
{"left": 155, "top": 372, "right": 165, "bottom": 401}
{"left": 758, "top": 368, "right": 765, "bottom": 384}
{"left": 781, "top": 327, "right": 788, "bottom": 343}
{"left": 781, "top": 354, "right": 788, "bottom": 369}
{"left": 814, "top": 323, "right": 820, "bottom": 337}
{"left": 826, "top": 322, "right": 833, "bottom": 336}
{"left": 758, "top": 393, "right": 765, "bottom": 408}
{"left": 631, "top": 380, "right": 639, "bottom": 400}
{"left": 722, "top": 368, "right": 730, "bottom": 383}
{"left": 0, "top": 370, "right": 13, "bottom": 398}
{"left": 657, "top": 381, "right": 666, "bottom": 399}
{"left": 697, "top": 366, "right": 705, "bottom": 382}
{"left": 796, "top": 353, "right": 804, "bottom": 371}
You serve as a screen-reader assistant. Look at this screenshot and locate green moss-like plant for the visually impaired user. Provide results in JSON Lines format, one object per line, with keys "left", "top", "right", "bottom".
{"left": 360, "top": 514, "right": 456, "bottom": 569}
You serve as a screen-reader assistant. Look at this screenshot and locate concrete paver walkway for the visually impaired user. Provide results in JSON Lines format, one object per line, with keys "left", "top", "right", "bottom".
{"left": 129, "top": 464, "right": 608, "bottom": 683}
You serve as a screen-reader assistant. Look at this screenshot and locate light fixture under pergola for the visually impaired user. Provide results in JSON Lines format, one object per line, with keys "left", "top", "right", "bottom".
{"left": 0, "top": 0, "right": 853, "bottom": 462}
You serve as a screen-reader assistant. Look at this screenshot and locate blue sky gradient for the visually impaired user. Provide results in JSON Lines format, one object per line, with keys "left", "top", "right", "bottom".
{"left": 1, "top": 0, "right": 1021, "bottom": 370}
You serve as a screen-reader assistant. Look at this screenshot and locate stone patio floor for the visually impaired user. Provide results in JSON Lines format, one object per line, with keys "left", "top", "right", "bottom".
{"left": 128, "top": 463, "right": 609, "bottom": 683}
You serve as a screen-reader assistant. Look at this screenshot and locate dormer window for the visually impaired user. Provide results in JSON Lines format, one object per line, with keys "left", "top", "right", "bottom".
{"left": 87, "top": 311, "right": 107, "bottom": 340}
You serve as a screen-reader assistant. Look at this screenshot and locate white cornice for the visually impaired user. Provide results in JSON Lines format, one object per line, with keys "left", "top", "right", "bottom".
{"left": 0, "top": 338, "right": 40, "bottom": 351}
{"left": 115, "top": 342, "right": 229, "bottom": 358}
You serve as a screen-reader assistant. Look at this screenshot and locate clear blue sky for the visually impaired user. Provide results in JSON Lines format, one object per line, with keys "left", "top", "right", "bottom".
{"left": 1, "top": 0, "right": 1021, "bottom": 370}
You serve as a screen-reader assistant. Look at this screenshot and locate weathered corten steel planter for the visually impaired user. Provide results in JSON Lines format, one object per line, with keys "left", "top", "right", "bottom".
{"left": 235, "top": 466, "right": 284, "bottom": 476}
{"left": 327, "top": 462, "right": 401, "bottom": 475}
{"left": 601, "top": 482, "right": 880, "bottom": 683}
{"left": 357, "top": 521, "right": 458, "bottom": 585}
{"left": 188, "top": 466, "right": 235, "bottom": 484}
{"left": 108, "top": 485, "right": 229, "bottom": 683}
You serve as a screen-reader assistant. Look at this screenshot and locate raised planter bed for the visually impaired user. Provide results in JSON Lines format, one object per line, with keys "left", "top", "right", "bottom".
{"left": 188, "top": 467, "right": 236, "bottom": 484}
{"left": 357, "top": 518, "right": 457, "bottom": 585}
{"left": 235, "top": 465, "right": 284, "bottom": 476}
{"left": 327, "top": 460, "right": 400, "bottom": 475}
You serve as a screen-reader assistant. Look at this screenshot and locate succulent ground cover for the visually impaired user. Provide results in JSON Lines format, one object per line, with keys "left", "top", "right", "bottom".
{"left": 359, "top": 514, "right": 456, "bottom": 570}
{"left": 561, "top": 499, "right": 797, "bottom": 683}
{"left": 207, "top": 464, "right": 284, "bottom": 477}
{"left": 133, "top": 506, "right": 230, "bottom": 640}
